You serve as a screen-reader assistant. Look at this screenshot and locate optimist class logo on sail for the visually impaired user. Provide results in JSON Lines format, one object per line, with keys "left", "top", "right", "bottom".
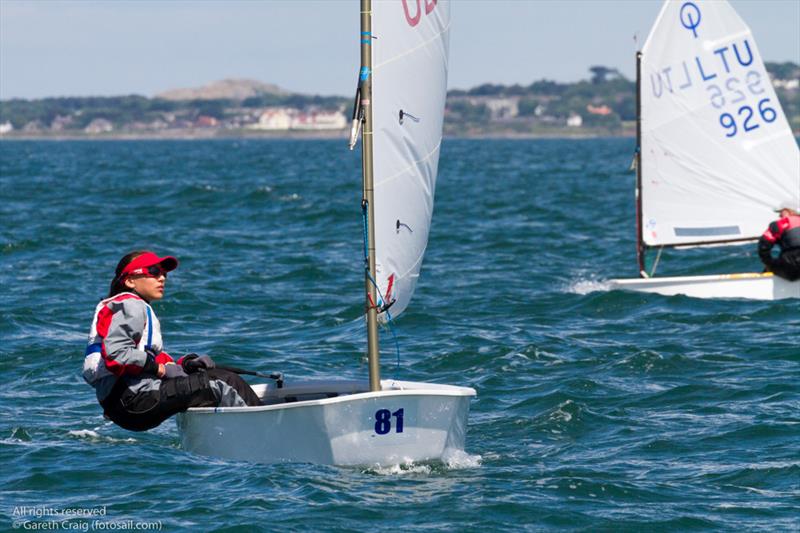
{"left": 679, "top": 2, "right": 701, "bottom": 38}
{"left": 647, "top": 2, "right": 780, "bottom": 140}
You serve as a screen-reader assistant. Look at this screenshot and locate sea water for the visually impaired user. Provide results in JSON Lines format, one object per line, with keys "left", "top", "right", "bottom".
{"left": 1, "top": 139, "right": 797, "bottom": 531}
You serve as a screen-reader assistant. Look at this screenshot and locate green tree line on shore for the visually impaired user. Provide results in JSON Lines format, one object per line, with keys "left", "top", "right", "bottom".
{"left": 445, "top": 62, "right": 799, "bottom": 133}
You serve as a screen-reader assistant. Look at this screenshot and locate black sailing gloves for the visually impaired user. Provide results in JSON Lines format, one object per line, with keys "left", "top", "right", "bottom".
{"left": 181, "top": 353, "right": 216, "bottom": 374}
{"left": 163, "top": 364, "right": 188, "bottom": 379}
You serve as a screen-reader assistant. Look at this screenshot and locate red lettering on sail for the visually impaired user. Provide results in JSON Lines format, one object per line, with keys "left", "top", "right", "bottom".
{"left": 403, "top": 0, "right": 437, "bottom": 27}
{"left": 403, "top": 0, "right": 422, "bottom": 26}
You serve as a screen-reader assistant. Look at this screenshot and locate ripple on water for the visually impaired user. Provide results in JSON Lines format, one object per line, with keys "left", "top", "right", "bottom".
{"left": 0, "top": 139, "right": 797, "bottom": 530}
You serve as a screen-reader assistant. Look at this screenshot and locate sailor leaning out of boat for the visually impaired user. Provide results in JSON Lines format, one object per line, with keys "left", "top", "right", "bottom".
{"left": 758, "top": 207, "right": 800, "bottom": 282}
{"left": 82, "top": 250, "right": 261, "bottom": 431}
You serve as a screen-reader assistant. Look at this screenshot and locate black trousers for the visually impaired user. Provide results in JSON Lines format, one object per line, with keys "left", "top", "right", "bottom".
{"left": 771, "top": 250, "right": 800, "bottom": 281}
{"left": 101, "top": 369, "right": 261, "bottom": 432}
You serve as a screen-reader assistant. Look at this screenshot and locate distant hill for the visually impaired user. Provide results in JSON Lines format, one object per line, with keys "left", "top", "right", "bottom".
{"left": 155, "top": 78, "right": 289, "bottom": 101}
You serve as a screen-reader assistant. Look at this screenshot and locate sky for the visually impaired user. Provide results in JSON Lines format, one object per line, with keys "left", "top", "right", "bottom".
{"left": 1, "top": 0, "right": 798, "bottom": 100}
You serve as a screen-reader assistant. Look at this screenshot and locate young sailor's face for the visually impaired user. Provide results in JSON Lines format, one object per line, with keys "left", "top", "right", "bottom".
{"left": 125, "top": 269, "right": 167, "bottom": 301}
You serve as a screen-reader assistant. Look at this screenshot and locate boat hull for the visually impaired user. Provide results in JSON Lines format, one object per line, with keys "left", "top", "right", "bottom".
{"left": 609, "top": 272, "right": 799, "bottom": 300}
{"left": 176, "top": 379, "right": 475, "bottom": 466}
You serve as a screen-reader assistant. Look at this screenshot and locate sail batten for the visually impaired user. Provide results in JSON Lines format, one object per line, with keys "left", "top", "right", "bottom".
{"left": 639, "top": 0, "right": 800, "bottom": 249}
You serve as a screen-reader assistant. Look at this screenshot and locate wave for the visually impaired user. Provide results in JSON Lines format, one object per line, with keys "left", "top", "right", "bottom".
{"left": 567, "top": 277, "right": 614, "bottom": 295}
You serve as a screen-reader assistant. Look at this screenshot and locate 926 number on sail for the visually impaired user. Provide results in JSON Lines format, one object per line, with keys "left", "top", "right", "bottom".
{"left": 374, "top": 408, "right": 404, "bottom": 435}
{"left": 719, "top": 98, "right": 777, "bottom": 138}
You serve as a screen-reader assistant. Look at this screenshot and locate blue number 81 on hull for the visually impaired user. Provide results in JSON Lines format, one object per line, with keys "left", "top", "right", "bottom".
{"left": 374, "top": 408, "right": 405, "bottom": 435}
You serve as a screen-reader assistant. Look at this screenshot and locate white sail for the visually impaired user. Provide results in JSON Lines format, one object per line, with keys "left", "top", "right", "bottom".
{"left": 640, "top": 0, "right": 799, "bottom": 248}
{"left": 371, "top": 0, "right": 450, "bottom": 318}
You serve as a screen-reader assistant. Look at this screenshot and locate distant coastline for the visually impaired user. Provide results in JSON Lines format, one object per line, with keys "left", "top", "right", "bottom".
{"left": 1, "top": 64, "right": 797, "bottom": 141}
{"left": 0, "top": 128, "right": 635, "bottom": 141}
{"left": 0, "top": 128, "right": 350, "bottom": 141}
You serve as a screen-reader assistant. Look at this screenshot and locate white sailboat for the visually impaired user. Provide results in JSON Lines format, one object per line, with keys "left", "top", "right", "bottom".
{"left": 176, "top": 0, "right": 476, "bottom": 466}
{"left": 609, "top": 0, "right": 800, "bottom": 300}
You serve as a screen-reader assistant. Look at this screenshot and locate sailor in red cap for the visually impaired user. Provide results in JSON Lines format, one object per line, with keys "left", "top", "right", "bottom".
{"left": 83, "top": 250, "right": 261, "bottom": 431}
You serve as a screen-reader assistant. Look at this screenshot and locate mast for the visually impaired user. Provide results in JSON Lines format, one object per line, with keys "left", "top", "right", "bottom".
{"left": 634, "top": 50, "right": 646, "bottom": 277}
{"left": 359, "top": 0, "right": 381, "bottom": 391}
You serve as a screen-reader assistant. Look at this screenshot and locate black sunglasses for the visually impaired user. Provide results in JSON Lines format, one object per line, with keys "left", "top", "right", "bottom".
{"left": 127, "top": 265, "right": 168, "bottom": 278}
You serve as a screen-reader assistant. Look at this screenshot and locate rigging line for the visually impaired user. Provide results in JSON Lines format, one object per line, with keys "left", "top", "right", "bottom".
{"left": 360, "top": 201, "right": 390, "bottom": 307}
{"left": 650, "top": 246, "right": 664, "bottom": 277}
{"left": 364, "top": 268, "right": 401, "bottom": 373}
{"left": 361, "top": 201, "right": 402, "bottom": 370}
{"left": 361, "top": 201, "right": 370, "bottom": 264}
{"left": 375, "top": 139, "right": 442, "bottom": 187}
{"left": 365, "top": 268, "right": 402, "bottom": 374}
{"left": 361, "top": 203, "right": 392, "bottom": 308}
{"left": 373, "top": 19, "right": 451, "bottom": 70}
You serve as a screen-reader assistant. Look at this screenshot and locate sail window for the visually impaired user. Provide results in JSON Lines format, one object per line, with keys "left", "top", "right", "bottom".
{"left": 673, "top": 226, "right": 741, "bottom": 237}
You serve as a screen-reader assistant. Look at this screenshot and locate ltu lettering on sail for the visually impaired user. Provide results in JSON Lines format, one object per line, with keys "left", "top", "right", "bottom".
{"left": 649, "top": 39, "right": 756, "bottom": 98}
{"left": 712, "top": 41, "right": 754, "bottom": 73}
{"left": 696, "top": 40, "right": 755, "bottom": 81}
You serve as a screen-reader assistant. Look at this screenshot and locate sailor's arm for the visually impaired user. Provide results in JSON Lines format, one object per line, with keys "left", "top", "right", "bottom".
{"left": 102, "top": 299, "right": 161, "bottom": 377}
{"left": 758, "top": 222, "right": 780, "bottom": 267}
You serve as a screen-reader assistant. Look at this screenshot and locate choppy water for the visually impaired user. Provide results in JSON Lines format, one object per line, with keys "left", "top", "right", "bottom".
{"left": 1, "top": 138, "right": 798, "bottom": 531}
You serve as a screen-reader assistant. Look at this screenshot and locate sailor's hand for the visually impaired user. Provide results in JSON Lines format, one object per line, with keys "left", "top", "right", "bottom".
{"left": 162, "top": 363, "right": 188, "bottom": 379}
{"left": 181, "top": 354, "right": 216, "bottom": 374}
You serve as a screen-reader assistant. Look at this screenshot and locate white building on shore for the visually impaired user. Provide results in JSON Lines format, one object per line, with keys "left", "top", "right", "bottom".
{"left": 248, "top": 107, "right": 346, "bottom": 131}
{"left": 291, "top": 110, "right": 347, "bottom": 130}
{"left": 566, "top": 113, "right": 583, "bottom": 127}
{"left": 249, "top": 108, "right": 293, "bottom": 130}
{"left": 84, "top": 118, "right": 113, "bottom": 134}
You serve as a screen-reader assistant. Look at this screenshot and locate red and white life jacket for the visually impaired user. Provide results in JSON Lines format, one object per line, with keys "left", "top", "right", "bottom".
{"left": 82, "top": 292, "right": 171, "bottom": 385}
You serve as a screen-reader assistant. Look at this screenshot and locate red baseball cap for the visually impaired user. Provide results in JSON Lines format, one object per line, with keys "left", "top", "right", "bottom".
{"left": 121, "top": 251, "right": 179, "bottom": 277}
